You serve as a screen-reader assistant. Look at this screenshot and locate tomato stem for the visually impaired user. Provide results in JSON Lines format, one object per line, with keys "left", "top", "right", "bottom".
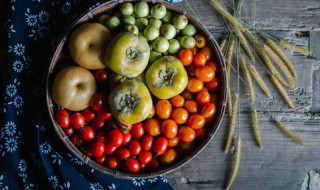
{"left": 116, "top": 93, "right": 141, "bottom": 114}
{"left": 154, "top": 66, "right": 177, "bottom": 88}
{"left": 126, "top": 47, "right": 141, "bottom": 62}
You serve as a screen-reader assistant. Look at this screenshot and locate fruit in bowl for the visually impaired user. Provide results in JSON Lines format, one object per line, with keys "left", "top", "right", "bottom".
{"left": 47, "top": 0, "right": 225, "bottom": 177}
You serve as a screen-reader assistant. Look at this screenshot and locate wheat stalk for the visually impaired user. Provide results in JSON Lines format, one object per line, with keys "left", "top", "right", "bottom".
{"left": 226, "top": 137, "right": 242, "bottom": 190}
{"left": 225, "top": 93, "right": 239, "bottom": 153}
{"left": 279, "top": 39, "right": 311, "bottom": 55}
{"left": 226, "top": 37, "right": 235, "bottom": 82}
{"left": 252, "top": 109, "right": 263, "bottom": 149}
{"left": 272, "top": 117, "right": 305, "bottom": 145}
{"left": 240, "top": 58, "right": 255, "bottom": 104}
{"left": 220, "top": 38, "right": 227, "bottom": 53}
{"left": 248, "top": 65, "right": 272, "bottom": 98}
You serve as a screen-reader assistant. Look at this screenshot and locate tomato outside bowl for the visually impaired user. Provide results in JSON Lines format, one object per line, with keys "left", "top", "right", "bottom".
{"left": 46, "top": 0, "right": 227, "bottom": 179}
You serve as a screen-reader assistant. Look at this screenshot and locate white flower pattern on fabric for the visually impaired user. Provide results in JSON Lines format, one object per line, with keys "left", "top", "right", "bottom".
{"left": 61, "top": 1, "right": 71, "bottom": 15}
{"left": 5, "top": 137, "right": 18, "bottom": 153}
{"left": 13, "top": 60, "right": 24, "bottom": 73}
{"left": 159, "top": 175, "right": 168, "bottom": 183}
{"left": 67, "top": 153, "right": 84, "bottom": 165}
{"left": 51, "top": 152, "right": 62, "bottom": 165}
{"left": 26, "top": 14, "right": 38, "bottom": 26}
{"left": 0, "top": 175, "right": 9, "bottom": 190}
{"left": 38, "top": 10, "right": 49, "bottom": 23}
{"left": 132, "top": 179, "right": 146, "bottom": 186}
{"left": 90, "top": 182, "right": 104, "bottom": 190}
{"left": 148, "top": 177, "right": 158, "bottom": 183}
{"left": 12, "top": 95, "right": 24, "bottom": 109}
{"left": 108, "top": 183, "right": 117, "bottom": 190}
{"left": 4, "top": 121, "right": 17, "bottom": 136}
{"left": 18, "top": 159, "right": 27, "bottom": 172}
{"left": 5, "top": 83, "right": 17, "bottom": 97}
{"left": 39, "top": 141, "right": 52, "bottom": 154}
{"left": 48, "top": 175, "right": 59, "bottom": 189}
{"left": 13, "top": 43, "right": 25, "bottom": 56}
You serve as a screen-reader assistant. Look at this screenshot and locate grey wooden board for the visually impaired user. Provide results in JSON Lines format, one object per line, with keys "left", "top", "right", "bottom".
{"left": 166, "top": 0, "right": 320, "bottom": 189}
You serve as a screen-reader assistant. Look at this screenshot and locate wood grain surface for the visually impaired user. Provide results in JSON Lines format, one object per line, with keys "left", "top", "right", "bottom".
{"left": 166, "top": 0, "right": 320, "bottom": 189}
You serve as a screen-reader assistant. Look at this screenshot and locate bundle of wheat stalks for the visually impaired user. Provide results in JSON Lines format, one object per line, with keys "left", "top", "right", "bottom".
{"left": 208, "top": 0, "right": 310, "bottom": 189}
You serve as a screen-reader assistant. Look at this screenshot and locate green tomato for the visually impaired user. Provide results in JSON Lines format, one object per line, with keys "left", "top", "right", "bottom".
{"left": 151, "top": 4, "right": 167, "bottom": 19}
{"left": 149, "top": 18, "right": 162, "bottom": 28}
{"left": 134, "top": 1, "right": 149, "bottom": 17}
{"left": 97, "top": 14, "right": 110, "bottom": 25}
{"left": 168, "top": 39, "right": 180, "bottom": 54}
{"left": 105, "top": 32, "right": 150, "bottom": 77}
{"left": 181, "top": 24, "right": 196, "bottom": 36}
{"left": 143, "top": 25, "right": 160, "bottom": 41}
{"left": 105, "top": 16, "right": 121, "bottom": 30}
{"left": 123, "top": 24, "right": 139, "bottom": 35}
{"left": 120, "top": 2, "right": 134, "bottom": 15}
{"left": 160, "top": 23, "right": 176, "bottom": 39}
{"left": 162, "top": 10, "right": 173, "bottom": 23}
{"left": 152, "top": 37, "right": 169, "bottom": 53}
{"left": 136, "top": 17, "right": 148, "bottom": 31}
{"left": 173, "top": 14, "right": 188, "bottom": 30}
{"left": 149, "top": 51, "right": 162, "bottom": 62}
{"left": 146, "top": 56, "right": 188, "bottom": 99}
{"left": 180, "top": 36, "right": 196, "bottom": 49}
{"left": 122, "top": 15, "right": 135, "bottom": 25}
{"left": 108, "top": 80, "right": 152, "bottom": 124}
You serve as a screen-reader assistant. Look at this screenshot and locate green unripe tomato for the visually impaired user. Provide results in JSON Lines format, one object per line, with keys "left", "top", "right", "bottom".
{"left": 162, "top": 10, "right": 173, "bottom": 23}
{"left": 143, "top": 25, "right": 160, "bottom": 41}
{"left": 160, "top": 24, "right": 176, "bottom": 39}
{"left": 181, "top": 24, "right": 196, "bottom": 36}
{"left": 180, "top": 36, "right": 196, "bottom": 49}
{"left": 149, "top": 51, "right": 162, "bottom": 62}
{"left": 120, "top": 2, "right": 134, "bottom": 15}
{"left": 173, "top": 14, "right": 188, "bottom": 30}
{"left": 122, "top": 15, "right": 135, "bottom": 25}
{"left": 97, "top": 14, "right": 110, "bottom": 25}
{"left": 168, "top": 39, "right": 180, "bottom": 54}
{"left": 149, "top": 18, "right": 162, "bottom": 28}
{"left": 124, "top": 24, "right": 139, "bottom": 35}
{"left": 136, "top": 17, "right": 148, "bottom": 31}
{"left": 152, "top": 37, "right": 169, "bottom": 53}
{"left": 105, "top": 16, "right": 121, "bottom": 30}
{"left": 134, "top": 1, "right": 149, "bottom": 17}
{"left": 151, "top": 4, "right": 167, "bottom": 19}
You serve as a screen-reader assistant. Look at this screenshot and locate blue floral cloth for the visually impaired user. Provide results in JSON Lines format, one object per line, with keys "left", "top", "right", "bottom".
{"left": 0, "top": 0, "right": 181, "bottom": 189}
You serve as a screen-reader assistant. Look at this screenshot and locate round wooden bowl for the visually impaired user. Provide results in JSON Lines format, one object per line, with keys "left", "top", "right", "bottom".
{"left": 46, "top": 0, "right": 227, "bottom": 179}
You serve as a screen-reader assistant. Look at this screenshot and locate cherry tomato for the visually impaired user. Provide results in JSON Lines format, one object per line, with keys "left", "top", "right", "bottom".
{"left": 92, "top": 118, "right": 105, "bottom": 131}
{"left": 81, "top": 126, "right": 95, "bottom": 142}
{"left": 82, "top": 107, "right": 95, "bottom": 121}
{"left": 147, "top": 158, "right": 160, "bottom": 170}
{"left": 195, "top": 34, "right": 207, "bottom": 48}
{"left": 195, "top": 127, "right": 208, "bottom": 140}
{"left": 122, "top": 132, "right": 132, "bottom": 146}
{"left": 63, "top": 127, "right": 73, "bottom": 136}
{"left": 171, "top": 108, "right": 189, "bottom": 124}
{"left": 195, "top": 65, "right": 215, "bottom": 82}
{"left": 71, "top": 112, "right": 85, "bottom": 130}
{"left": 206, "top": 76, "right": 220, "bottom": 91}
{"left": 186, "top": 63, "right": 196, "bottom": 77}
{"left": 126, "top": 158, "right": 140, "bottom": 173}
{"left": 106, "top": 128, "right": 124, "bottom": 148}
{"left": 190, "top": 46, "right": 198, "bottom": 55}
{"left": 95, "top": 69, "right": 108, "bottom": 83}
{"left": 201, "top": 103, "right": 216, "bottom": 118}
{"left": 144, "top": 118, "right": 161, "bottom": 136}
{"left": 153, "top": 137, "right": 168, "bottom": 155}
{"left": 177, "top": 141, "right": 194, "bottom": 154}
{"left": 115, "top": 147, "right": 130, "bottom": 161}
{"left": 106, "top": 156, "right": 119, "bottom": 169}
{"left": 147, "top": 105, "right": 155, "bottom": 119}
{"left": 193, "top": 52, "right": 207, "bottom": 66}
{"left": 206, "top": 60, "right": 218, "bottom": 73}
{"left": 187, "top": 78, "right": 203, "bottom": 93}
{"left": 104, "top": 144, "right": 117, "bottom": 155}
{"left": 155, "top": 99, "right": 172, "bottom": 120}
{"left": 168, "top": 136, "right": 179, "bottom": 147}
{"left": 199, "top": 46, "right": 213, "bottom": 60}
{"left": 97, "top": 107, "right": 112, "bottom": 121}
{"left": 141, "top": 134, "right": 154, "bottom": 151}
{"left": 92, "top": 141, "right": 105, "bottom": 157}
{"left": 131, "top": 122, "right": 145, "bottom": 139}
{"left": 90, "top": 93, "right": 107, "bottom": 111}
{"left": 71, "top": 134, "right": 83, "bottom": 147}
{"left": 96, "top": 130, "right": 108, "bottom": 143}
{"left": 95, "top": 154, "right": 106, "bottom": 165}
{"left": 170, "top": 95, "right": 185, "bottom": 108}
{"left": 56, "top": 109, "right": 70, "bottom": 128}
{"left": 209, "top": 93, "right": 219, "bottom": 105}
{"left": 180, "top": 90, "right": 194, "bottom": 100}
{"left": 138, "top": 151, "right": 153, "bottom": 165}
{"left": 177, "top": 126, "right": 196, "bottom": 142}
{"left": 196, "top": 89, "right": 211, "bottom": 105}
{"left": 188, "top": 114, "right": 206, "bottom": 129}
{"left": 129, "top": 139, "right": 142, "bottom": 156}
{"left": 159, "top": 148, "right": 178, "bottom": 165}
{"left": 178, "top": 49, "right": 193, "bottom": 66}
{"left": 161, "top": 119, "right": 178, "bottom": 138}
{"left": 184, "top": 100, "right": 199, "bottom": 113}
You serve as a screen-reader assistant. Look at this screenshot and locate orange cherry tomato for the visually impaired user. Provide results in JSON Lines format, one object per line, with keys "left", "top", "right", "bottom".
{"left": 168, "top": 136, "right": 179, "bottom": 147}
{"left": 206, "top": 76, "right": 220, "bottom": 91}
{"left": 196, "top": 89, "right": 211, "bottom": 105}
{"left": 188, "top": 114, "right": 206, "bottom": 129}
{"left": 187, "top": 78, "right": 203, "bottom": 93}
{"left": 156, "top": 99, "right": 172, "bottom": 120}
{"left": 209, "top": 93, "right": 219, "bottom": 104}
{"left": 147, "top": 105, "right": 155, "bottom": 118}
{"left": 193, "top": 52, "right": 207, "bottom": 66}
{"left": 171, "top": 108, "right": 189, "bottom": 124}
{"left": 195, "top": 34, "right": 207, "bottom": 48}
{"left": 184, "top": 100, "right": 199, "bottom": 113}
{"left": 190, "top": 46, "right": 198, "bottom": 55}
{"left": 199, "top": 46, "right": 213, "bottom": 61}
{"left": 159, "top": 148, "right": 178, "bottom": 165}
{"left": 170, "top": 95, "right": 185, "bottom": 108}
{"left": 177, "top": 126, "right": 196, "bottom": 142}
{"left": 161, "top": 119, "right": 178, "bottom": 138}
{"left": 144, "top": 118, "right": 161, "bottom": 136}
{"left": 179, "top": 49, "right": 193, "bottom": 66}
{"left": 195, "top": 65, "right": 215, "bottom": 82}
{"left": 180, "top": 90, "right": 194, "bottom": 100}
{"left": 186, "top": 64, "right": 196, "bottom": 77}
{"left": 195, "top": 127, "right": 208, "bottom": 140}
{"left": 206, "top": 60, "right": 218, "bottom": 73}
{"left": 201, "top": 103, "right": 216, "bottom": 118}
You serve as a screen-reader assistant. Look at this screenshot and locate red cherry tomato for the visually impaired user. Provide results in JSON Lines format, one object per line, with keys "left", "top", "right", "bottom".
{"left": 138, "top": 151, "right": 153, "bottom": 165}
{"left": 92, "top": 118, "right": 105, "bottom": 131}
{"left": 95, "top": 154, "right": 106, "bottom": 165}
{"left": 82, "top": 108, "right": 95, "bottom": 121}
{"left": 70, "top": 112, "right": 85, "bottom": 130}
{"left": 71, "top": 134, "right": 83, "bottom": 147}
{"left": 115, "top": 147, "right": 130, "bottom": 161}
{"left": 106, "top": 128, "right": 124, "bottom": 148}
{"left": 63, "top": 127, "right": 73, "bottom": 136}
{"left": 153, "top": 137, "right": 168, "bottom": 155}
{"left": 81, "top": 126, "right": 95, "bottom": 142}
{"left": 206, "top": 76, "right": 220, "bottom": 91}
{"left": 55, "top": 109, "right": 70, "bottom": 128}
{"left": 122, "top": 132, "right": 132, "bottom": 146}
{"left": 95, "top": 69, "right": 108, "bottom": 83}
{"left": 90, "top": 93, "right": 107, "bottom": 111}
{"left": 92, "top": 141, "right": 105, "bottom": 157}
{"left": 140, "top": 134, "right": 154, "bottom": 151}
{"left": 147, "top": 158, "right": 160, "bottom": 170}
{"left": 104, "top": 144, "right": 117, "bottom": 155}
{"left": 129, "top": 139, "right": 142, "bottom": 156}
{"left": 131, "top": 122, "right": 145, "bottom": 139}
{"left": 106, "top": 156, "right": 119, "bottom": 169}
{"left": 97, "top": 107, "right": 112, "bottom": 121}
{"left": 126, "top": 158, "right": 140, "bottom": 173}
{"left": 95, "top": 130, "right": 108, "bottom": 143}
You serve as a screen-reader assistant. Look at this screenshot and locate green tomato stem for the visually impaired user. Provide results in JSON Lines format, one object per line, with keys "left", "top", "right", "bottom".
{"left": 116, "top": 93, "right": 141, "bottom": 114}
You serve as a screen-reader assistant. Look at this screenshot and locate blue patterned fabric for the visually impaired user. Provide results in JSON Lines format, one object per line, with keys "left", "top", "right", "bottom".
{"left": 0, "top": 0, "right": 181, "bottom": 189}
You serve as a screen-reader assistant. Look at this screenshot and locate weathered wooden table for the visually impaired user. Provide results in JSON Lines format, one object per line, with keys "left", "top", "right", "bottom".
{"left": 166, "top": 0, "right": 320, "bottom": 189}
